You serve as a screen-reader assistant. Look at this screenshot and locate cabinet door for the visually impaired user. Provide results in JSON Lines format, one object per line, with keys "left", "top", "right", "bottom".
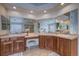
{"left": 63, "top": 39, "right": 71, "bottom": 56}
{"left": 70, "top": 39, "right": 77, "bottom": 56}
{"left": 59, "top": 38, "right": 64, "bottom": 56}
{"left": 53, "top": 36, "right": 57, "bottom": 52}
{"left": 39, "top": 36, "right": 45, "bottom": 48}
{"left": 45, "top": 36, "right": 53, "bottom": 50}
{"left": 1, "top": 39, "right": 13, "bottom": 56}
{"left": 57, "top": 38, "right": 60, "bottom": 54}
{"left": 13, "top": 37, "right": 25, "bottom": 53}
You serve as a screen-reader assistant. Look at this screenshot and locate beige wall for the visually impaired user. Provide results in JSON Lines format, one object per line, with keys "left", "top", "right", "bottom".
{"left": 0, "top": 4, "right": 7, "bottom": 17}
{"left": 0, "top": 4, "right": 7, "bottom": 32}
{"left": 7, "top": 10, "right": 36, "bottom": 19}
{"left": 0, "top": 4, "right": 9, "bottom": 35}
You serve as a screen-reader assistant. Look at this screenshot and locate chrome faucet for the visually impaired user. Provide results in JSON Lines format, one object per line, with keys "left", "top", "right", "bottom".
{"left": 26, "top": 31, "right": 29, "bottom": 36}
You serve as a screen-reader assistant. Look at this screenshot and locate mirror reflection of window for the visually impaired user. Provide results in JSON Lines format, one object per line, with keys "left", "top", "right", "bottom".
{"left": 10, "top": 17, "right": 23, "bottom": 34}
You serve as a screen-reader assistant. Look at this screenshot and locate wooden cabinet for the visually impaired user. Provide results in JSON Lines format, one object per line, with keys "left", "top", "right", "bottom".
{"left": 45, "top": 36, "right": 53, "bottom": 50}
{"left": 59, "top": 38, "right": 64, "bottom": 55}
{"left": 0, "top": 38, "right": 13, "bottom": 56}
{"left": 70, "top": 39, "right": 77, "bottom": 56}
{"left": 63, "top": 39, "right": 77, "bottom": 56}
{"left": 39, "top": 36, "right": 57, "bottom": 51}
{"left": 52, "top": 36, "right": 57, "bottom": 52}
{"left": 39, "top": 36, "right": 45, "bottom": 48}
{"left": 63, "top": 39, "right": 71, "bottom": 56}
{"left": 57, "top": 37, "right": 60, "bottom": 54}
{"left": 57, "top": 37, "right": 77, "bottom": 56}
{"left": 39, "top": 35, "right": 77, "bottom": 56}
{"left": 13, "top": 37, "right": 25, "bottom": 53}
{"left": 0, "top": 36, "right": 26, "bottom": 56}
{"left": 57, "top": 38, "right": 70, "bottom": 56}
{"left": 45, "top": 36, "right": 57, "bottom": 51}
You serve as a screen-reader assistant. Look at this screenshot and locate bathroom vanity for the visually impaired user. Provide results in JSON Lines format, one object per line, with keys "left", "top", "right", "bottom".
{"left": 39, "top": 33, "right": 77, "bottom": 56}
{"left": 0, "top": 33, "right": 77, "bottom": 56}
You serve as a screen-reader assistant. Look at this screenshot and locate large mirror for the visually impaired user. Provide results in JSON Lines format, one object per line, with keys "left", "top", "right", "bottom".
{"left": 9, "top": 16, "right": 35, "bottom": 34}
{"left": 56, "top": 9, "right": 78, "bottom": 34}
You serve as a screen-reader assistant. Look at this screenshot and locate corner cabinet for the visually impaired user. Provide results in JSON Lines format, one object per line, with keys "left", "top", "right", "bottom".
{"left": 63, "top": 38, "right": 77, "bottom": 56}
{"left": 57, "top": 37, "right": 77, "bottom": 56}
{"left": 39, "top": 35, "right": 77, "bottom": 56}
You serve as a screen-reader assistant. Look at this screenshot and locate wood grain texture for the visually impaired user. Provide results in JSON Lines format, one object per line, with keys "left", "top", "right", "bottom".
{"left": 39, "top": 35, "right": 77, "bottom": 56}
{"left": 39, "top": 36, "right": 45, "bottom": 49}
{"left": 0, "top": 36, "right": 26, "bottom": 56}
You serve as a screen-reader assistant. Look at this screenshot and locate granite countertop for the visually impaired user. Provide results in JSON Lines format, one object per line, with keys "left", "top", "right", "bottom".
{"left": 39, "top": 33, "right": 78, "bottom": 40}
{"left": 0, "top": 33, "right": 78, "bottom": 40}
{"left": 0, "top": 33, "right": 39, "bottom": 39}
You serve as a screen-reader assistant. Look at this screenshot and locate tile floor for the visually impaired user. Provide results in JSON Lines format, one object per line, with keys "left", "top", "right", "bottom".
{"left": 9, "top": 48, "right": 60, "bottom": 56}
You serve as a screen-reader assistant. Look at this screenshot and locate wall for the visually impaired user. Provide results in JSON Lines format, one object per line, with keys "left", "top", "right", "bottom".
{"left": 69, "top": 9, "right": 78, "bottom": 34}
{"left": 0, "top": 4, "right": 7, "bottom": 31}
{"left": 34, "top": 21, "right": 39, "bottom": 33}
{"left": 0, "top": 4, "right": 7, "bottom": 17}
{"left": 7, "top": 10, "right": 36, "bottom": 19}
{"left": 0, "top": 4, "right": 9, "bottom": 35}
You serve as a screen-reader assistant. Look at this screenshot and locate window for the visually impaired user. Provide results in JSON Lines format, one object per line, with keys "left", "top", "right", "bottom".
{"left": 10, "top": 17, "right": 23, "bottom": 34}
{"left": 1, "top": 16, "right": 9, "bottom": 30}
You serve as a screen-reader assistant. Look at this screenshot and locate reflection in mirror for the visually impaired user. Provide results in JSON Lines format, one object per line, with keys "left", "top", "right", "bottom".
{"left": 56, "top": 9, "right": 78, "bottom": 34}
{"left": 9, "top": 17, "right": 35, "bottom": 34}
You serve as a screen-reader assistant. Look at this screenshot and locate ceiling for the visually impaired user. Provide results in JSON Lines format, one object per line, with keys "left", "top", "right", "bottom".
{"left": 2, "top": 3, "right": 70, "bottom": 19}
{"left": 3, "top": 3, "right": 58, "bottom": 10}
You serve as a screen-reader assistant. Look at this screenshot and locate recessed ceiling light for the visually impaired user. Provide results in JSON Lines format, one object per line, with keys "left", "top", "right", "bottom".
{"left": 30, "top": 10, "right": 33, "bottom": 13}
{"left": 61, "top": 3, "right": 64, "bottom": 5}
{"left": 13, "top": 6, "right": 16, "bottom": 9}
{"left": 44, "top": 10, "right": 47, "bottom": 13}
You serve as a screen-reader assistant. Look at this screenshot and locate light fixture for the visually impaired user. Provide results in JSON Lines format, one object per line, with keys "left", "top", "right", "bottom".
{"left": 44, "top": 10, "right": 47, "bottom": 13}
{"left": 61, "top": 3, "right": 64, "bottom": 6}
{"left": 30, "top": 10, "right": 33, "bottom": 13}
{"left": 13, "top": 6, "right": 16, "bottom": 9}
